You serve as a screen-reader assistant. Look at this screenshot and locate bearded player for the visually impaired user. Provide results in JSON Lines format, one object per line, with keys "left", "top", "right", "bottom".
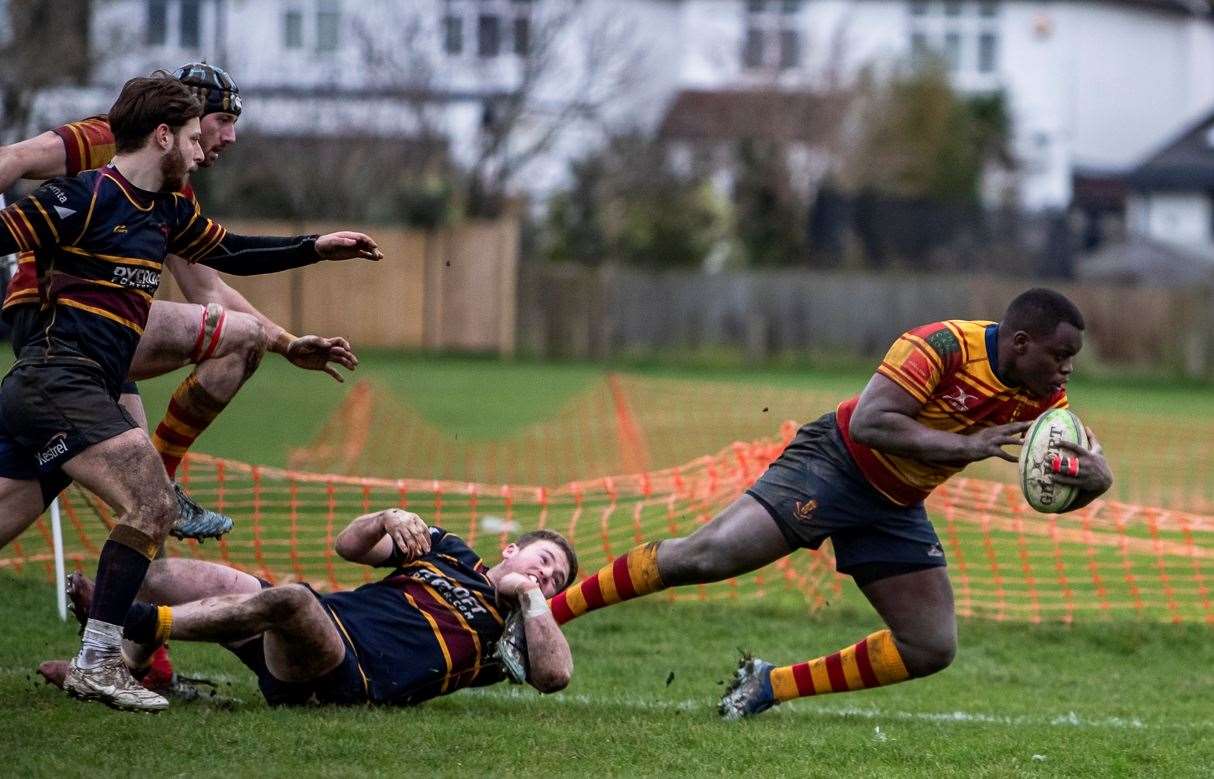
{"left": 535, "top": 288, "right": 1113, "bottom": 719}
{"left": 0, "top": 64, "right": 358, "bottom": 693}
{"left": 0, "top": 62, "right": 359, "bottom": 550}
{"left": 0, "top": 74, "right": 381, "bottom": 711}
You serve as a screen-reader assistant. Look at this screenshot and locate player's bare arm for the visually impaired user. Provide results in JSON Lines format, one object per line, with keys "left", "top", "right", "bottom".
{"left": 0, "top": 130, "right": 67, "bottom": 192}
{"left": 850, "top": 374, "right": 1031, "bottom": 466}
{"left": 1050, "top": 427, "right": 1113, "bottom": 510}
{"left": 334, "top": 508, "right": 431, "bottom": 566}
{"left": 495, "top": 571, "right": 573, "bottom": 693}
{"left": 166, "top": 255, "right": 359, "bottom": 381}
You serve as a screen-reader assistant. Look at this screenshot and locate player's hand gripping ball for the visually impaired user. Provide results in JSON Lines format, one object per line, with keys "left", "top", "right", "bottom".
{"left": 1018, "top": 408, "right": 1089, "bottom": 513}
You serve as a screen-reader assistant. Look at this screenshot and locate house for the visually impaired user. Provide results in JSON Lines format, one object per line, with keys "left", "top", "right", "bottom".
{"left": 27, "top": 0, "right": 1214, "bottom": 213}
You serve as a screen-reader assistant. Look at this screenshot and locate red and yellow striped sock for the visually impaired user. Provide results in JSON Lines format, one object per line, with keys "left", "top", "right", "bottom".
{"left": 769, "top": 629, "right": 910, "bottom": 702}
{"left": 151, "top": 373, "right": 228, "bottom": 478}
{"left": 549, "top": 542, "right": 664, "bottom": 625}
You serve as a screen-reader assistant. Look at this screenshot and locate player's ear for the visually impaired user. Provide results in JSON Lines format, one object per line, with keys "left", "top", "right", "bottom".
{"left": 501, "top": 543, "right": 519, "bottom": 560}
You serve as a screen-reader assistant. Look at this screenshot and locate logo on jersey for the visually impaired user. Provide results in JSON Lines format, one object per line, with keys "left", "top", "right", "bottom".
{"left": 112, "top": 224, "right": 127, "bottom": 234}
{"left": 793, "top": 499, "right": 818, "bottom": 522}
{"left": 112, "top": 266, "right": 160, "bottom": 292}
{"left": 941, "top": 385, "right": 978, "bottom": 412}
{"left": 45, "top": 184, "right": 68, "bottom": 204}
{"left": 36, "top": 432, "right": 69, "bottom": 466}
{"left": 407, "top": 566, "right": 488, "bottom": 621}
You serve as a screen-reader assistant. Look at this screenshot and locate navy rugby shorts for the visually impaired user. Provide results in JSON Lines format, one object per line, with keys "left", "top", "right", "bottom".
{"left": 746, "top": 412, "right": 947, "bottom": 576}
{"left": 0, "top": 357, "right": 138, "bottom": 495}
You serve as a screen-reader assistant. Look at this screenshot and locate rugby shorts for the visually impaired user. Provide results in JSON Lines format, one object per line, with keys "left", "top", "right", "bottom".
{"left": 747, "top": 412, "right": 947, "bottom": 576}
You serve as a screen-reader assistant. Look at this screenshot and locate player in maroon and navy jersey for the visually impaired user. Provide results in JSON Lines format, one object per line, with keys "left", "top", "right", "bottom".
{"left": 526, "top": 288, "right": 1113, "bottom": 719}
{"left": 0, "top": 75, "right": 382, "bottom": 712}
{"left": 0, "top": 63, "right": 360, "bottom": 550}
{"left": 41, "top": 510, "right": 578, "bottom": 707}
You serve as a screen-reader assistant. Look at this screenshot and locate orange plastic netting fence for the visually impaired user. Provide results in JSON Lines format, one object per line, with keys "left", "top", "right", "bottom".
{"left": 288, "top": 376, "right": 1214, "bottom": 514}
{"left": 4, "top": 430, "right": 1212, "bottom": 624}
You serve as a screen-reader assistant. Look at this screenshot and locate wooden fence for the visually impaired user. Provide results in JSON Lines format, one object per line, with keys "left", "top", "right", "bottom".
{"left": 518, "top": 264, "right": 1214, "bottom": 378}
{"left": 157, "top": 218, "right": 519, "bottom": 354}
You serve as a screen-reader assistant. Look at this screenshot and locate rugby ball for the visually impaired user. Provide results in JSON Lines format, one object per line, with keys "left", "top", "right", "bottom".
{"left": 1018, "top": 408, "right": 1088, "bottom": 514}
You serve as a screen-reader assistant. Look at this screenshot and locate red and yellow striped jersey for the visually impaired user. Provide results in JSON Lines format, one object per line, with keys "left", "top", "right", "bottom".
{"left": 835, "top": 319, "right": 1067, "bottom": 506}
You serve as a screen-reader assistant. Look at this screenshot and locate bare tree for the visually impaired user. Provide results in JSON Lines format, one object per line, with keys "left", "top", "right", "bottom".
{"left": 351, "top": 0, "right": 647, "bottom": 218}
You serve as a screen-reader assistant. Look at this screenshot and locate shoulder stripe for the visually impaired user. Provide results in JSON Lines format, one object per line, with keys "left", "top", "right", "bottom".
{"left": 877, "top": 363, "right": 931, "bottom": 404}
{"left": 902, "top": 333, "right": 945, "bottom": 374}
{"left": 28, "top": 198, "right": 59, "bottom": 243}
{"left": 61, "top": 245, "right": 162, "bottom": 270}
{"left": 101, "top": 172, "right": 154, "bottom": 212}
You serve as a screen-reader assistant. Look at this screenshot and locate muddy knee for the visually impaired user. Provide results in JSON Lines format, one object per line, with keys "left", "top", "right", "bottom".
{"left": 210, "top": 310, "right": 266, "bottom": 380}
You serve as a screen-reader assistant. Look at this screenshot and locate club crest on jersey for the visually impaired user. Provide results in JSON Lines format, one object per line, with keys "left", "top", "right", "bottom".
{"left": 941, "top": 385, "right": 978, "bottom": 412}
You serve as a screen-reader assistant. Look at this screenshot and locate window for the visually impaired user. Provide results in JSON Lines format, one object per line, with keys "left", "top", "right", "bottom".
{"left": 743, "top": 28, "right": 764, "bottom": 69}
{"left": 478, "top": 14, "right": 500, "bottom": 57}
{"left": 778, "top": 29, "right": 800, "bottom": 69}
{"left": 781, "top": 0, "right": 802, "bottom": 13}
{"left": 146, "top": 0, "right": 168, "bottom": 45}
{"left": 979, "top": 0, "right": 999, "bottom": 16}
{"left": 944, "top": 31, "right": 961, "bottom": 70}
{"left": 513, "top": 15, "right": 529, "bottom": 55}
{"left": 944, "top": 0, "right": 962, "bottom": 15}
{"left": 179, "top": 0, "right": 200, "bottom": 47}
{"left": 748, "top": 0, "right": 767, "bottom": 12}
{"left": 444, "top": 15, "right": 463, "bottom": 54}
{"left": 316, "top": 0, "right": 340, "bottom": 52}
{"left": 910, "top": 0, "right": 929, "bottom": 15}
{"left": 978, "top": 31, "right": 998, "bottom": 73}
{"left": 284, "top": 8, "right": 303, "bottom": 49}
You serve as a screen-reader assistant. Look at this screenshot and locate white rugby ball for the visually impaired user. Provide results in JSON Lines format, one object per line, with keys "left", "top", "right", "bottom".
{"left": 1018, "top": 408, "right": 1089, "bottom": 514}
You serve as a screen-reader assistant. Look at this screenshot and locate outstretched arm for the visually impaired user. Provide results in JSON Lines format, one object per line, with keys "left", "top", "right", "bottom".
{"left": 167, "top": 255, "right": 358, "bottom": 381}
{"left": 333, "top": 509, "right": 432, "bottom": 567}
{"left": 192, "top": 231, "right": 382, "bottom": 276}
{"left": 0, "top": 131, "right": 68, "bottom": 193}
{"left": 497, "top": 573, "right": 573, "bottom": 693}
{"left": 849, "top": 374, "right": 1030, "bottom": 467}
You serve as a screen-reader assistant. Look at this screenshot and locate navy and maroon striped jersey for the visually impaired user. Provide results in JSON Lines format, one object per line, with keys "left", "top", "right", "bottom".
{"left": 0, "top": 165, "right": 226, "bottom": 392}
{"left": 4, "top": 116, "right": 196, "bottom": 315}
{"left": 320, "top": 527, "right": 509, "bottom": 706}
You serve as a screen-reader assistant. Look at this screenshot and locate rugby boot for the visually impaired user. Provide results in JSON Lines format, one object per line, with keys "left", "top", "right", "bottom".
{"left": 718, "top": 654, "right": 778, "bottom": 721}
{"left": 63, "top": 656, "right": 169, "bottom": 712}
{"left": 493, "top": 610, "right": 529, "bottom": 684}
{"left": 170, "top": 483, "right": 234, "bottom": 541}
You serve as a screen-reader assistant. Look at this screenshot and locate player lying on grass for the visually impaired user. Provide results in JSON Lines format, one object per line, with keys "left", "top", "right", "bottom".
{"left": 0, "top": 73, "right": 381, "bottom": 712}
{"left": 40, "top": 509, "right": 577, "bottom": 706}
{"left": 527, "top": 288, "right": 1112, "bottom": 719}
{"left": 0, "top": 62, "right": 359, "bottom": 551}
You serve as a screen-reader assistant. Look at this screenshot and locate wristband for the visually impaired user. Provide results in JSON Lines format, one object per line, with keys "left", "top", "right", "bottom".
{"left": 521, "top": 587, "right": 549, "bottom": 620}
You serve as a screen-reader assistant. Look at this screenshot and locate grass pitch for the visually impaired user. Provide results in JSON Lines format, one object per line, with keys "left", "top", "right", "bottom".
{"left": 2, "top": 353, "right": 1213, "bottom": 776}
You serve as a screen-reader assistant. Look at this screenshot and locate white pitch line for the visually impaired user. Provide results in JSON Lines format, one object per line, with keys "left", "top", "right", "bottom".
{"left": 6, "top": 666, "right": 1212, "bottom": 732}
{"left": 465, "top": 686, "right": 1214, "bottom": 733}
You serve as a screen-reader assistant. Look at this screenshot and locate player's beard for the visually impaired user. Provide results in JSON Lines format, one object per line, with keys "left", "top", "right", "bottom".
{"left": 159, "top": 142, "right": 191, "bottom": 192}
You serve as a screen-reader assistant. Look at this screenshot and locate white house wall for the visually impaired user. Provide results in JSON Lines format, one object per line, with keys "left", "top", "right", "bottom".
{"left": 48, "top": 1, "right": 1214, "bottom": 213}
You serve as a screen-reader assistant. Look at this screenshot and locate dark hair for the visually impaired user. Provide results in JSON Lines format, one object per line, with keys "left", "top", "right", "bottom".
{"left": 515, "top": 529, "right": 579, "bottom": 591}
{"left": 1003, "top": 288, "right": 1085, "bottom": 338}
{"left": 109, "top": 74, "right": 203, "bottom": 153}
